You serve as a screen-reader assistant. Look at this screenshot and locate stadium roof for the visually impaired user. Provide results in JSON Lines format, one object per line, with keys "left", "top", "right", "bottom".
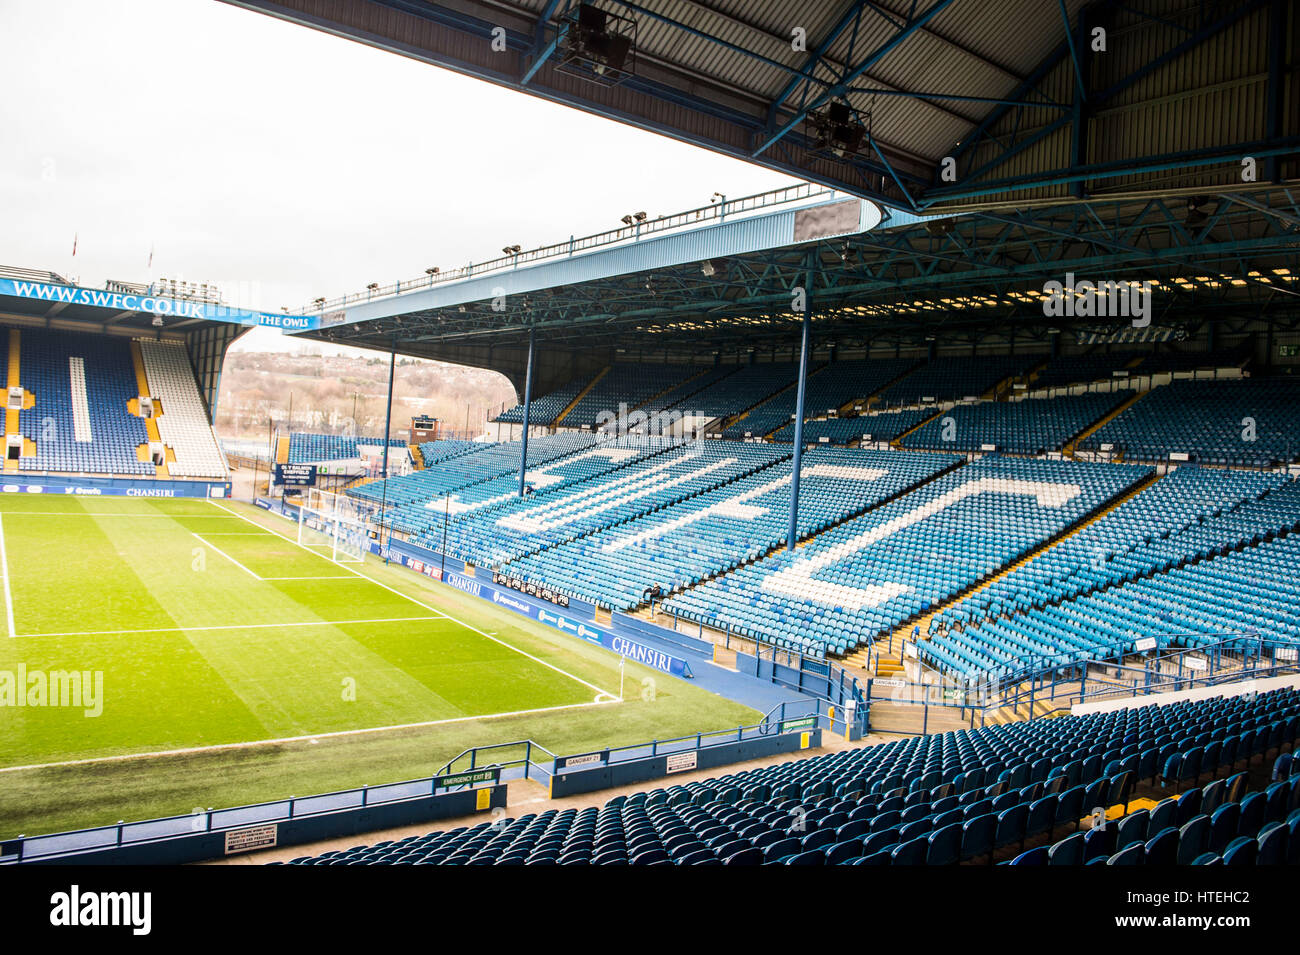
{"left": 291, "top": 184, "right": 1300, "bottom": 390}
{"left": 224, "top": 0, "right": 1298, "bottom": 212}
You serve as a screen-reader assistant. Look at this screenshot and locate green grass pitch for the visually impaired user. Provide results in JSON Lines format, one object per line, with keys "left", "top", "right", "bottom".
{"left": 0, "top": 495, "right": 757, "bottom": 837}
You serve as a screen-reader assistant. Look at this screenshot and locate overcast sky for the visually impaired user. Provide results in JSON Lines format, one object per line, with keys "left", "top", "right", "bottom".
{"left": 0, "top": 0, "right": 802, "bottom": 351}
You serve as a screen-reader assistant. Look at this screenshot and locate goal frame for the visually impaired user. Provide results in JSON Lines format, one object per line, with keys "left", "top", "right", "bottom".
{"left": 297, "top": 489, "right": 373, "bottom": 563}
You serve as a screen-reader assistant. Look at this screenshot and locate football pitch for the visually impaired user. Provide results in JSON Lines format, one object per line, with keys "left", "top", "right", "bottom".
{"left": 0, "top": 495, "right": 757, "bottom": 837}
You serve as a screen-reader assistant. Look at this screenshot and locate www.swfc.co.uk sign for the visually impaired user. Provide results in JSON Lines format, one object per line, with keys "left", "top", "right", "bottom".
{"left": 0, "top": 279, "right": 319, "bottom": 332}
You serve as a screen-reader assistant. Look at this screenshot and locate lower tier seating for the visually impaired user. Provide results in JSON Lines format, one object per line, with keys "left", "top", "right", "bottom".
{"left": 273, "top": 687, "right": 1299, "bottom": 865}
{"left": 662, "top": 456, "right": 1151, "bottom": 656}
{"left": 499, "top": 448, "right": 961, "bottom": 610}
{"left": 18, "top": 328, "right": 153, "bottom": 475}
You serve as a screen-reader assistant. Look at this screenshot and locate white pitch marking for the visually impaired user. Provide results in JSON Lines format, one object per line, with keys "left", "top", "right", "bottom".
{"left": 0, "top": 515, "right": 14, "bottom": 638}
{"left": 0, "top": 699, "right": 620, "bottom": 774}
{"left": 191, "top": 532, "right": 263, "bottom": 580}
{"left": 262, "top": 575, "right": 359, "bottom": 581}
{"left": 206, "top": 500, "right": 619, "bottom": 700}
{"left": 0, "top": 511, "right": 230, "bottom": 517}
{"left": 14, "top": 616, "right": 443, "bottom": 640}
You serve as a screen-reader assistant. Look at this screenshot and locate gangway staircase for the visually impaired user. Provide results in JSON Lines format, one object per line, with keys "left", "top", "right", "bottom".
{"left": 128, "top": 341, "right": 170, "bottom": 477}
{"left": 552, "top": 366, "right": 610, "bottom": 428}
{"left": 1064, "top": 390, "right": 1147, "bottom": 459}
{"left": 3, "top": 329, "right": 36, "bottom": 472}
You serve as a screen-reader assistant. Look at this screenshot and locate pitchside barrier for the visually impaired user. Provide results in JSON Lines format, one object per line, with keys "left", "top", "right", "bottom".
{"left": 1, "top": 719, "right": 829, "bottom": 865}
{"left": 1, "top": 774, "right": 506, "bottom": 866}
{"left": 2, "top": 475, "right": 231, "bottom": 497}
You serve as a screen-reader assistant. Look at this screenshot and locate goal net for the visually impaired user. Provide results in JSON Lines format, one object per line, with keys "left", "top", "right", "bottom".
{"left": 297, "top": 488, "right": 374, "bottom": 563}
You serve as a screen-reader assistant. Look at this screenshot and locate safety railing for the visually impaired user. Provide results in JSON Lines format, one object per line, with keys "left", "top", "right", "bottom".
{"left": 299, "top": 182, "right": 837, "bottom": 314}
{"left": 438, "top": 739, "right": 558, "bottom": 788}
{"left": 857, "top": 632, "right": 1299, "bottom": 731}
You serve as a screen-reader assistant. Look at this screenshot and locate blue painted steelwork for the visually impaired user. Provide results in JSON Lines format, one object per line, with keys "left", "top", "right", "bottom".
{"left": 752, "top": 0, "right": 960, "bottom": 159}
{"left": 313, "top": 189, "right": 876, "bottom": 326}
{"left": 518, "top": 325, "right": 535, "bottom": 498}
{"left": 380, "top": 338, "right": 396, "bottom": 480}
{"left": 228, "top": 0, "right": 1292, "bottom": 216}
{"left": 786, "top": 249, "right": 814, "bottom": 551}
{"left": 923, "top": 137, "right": 1300, "bottom": 206}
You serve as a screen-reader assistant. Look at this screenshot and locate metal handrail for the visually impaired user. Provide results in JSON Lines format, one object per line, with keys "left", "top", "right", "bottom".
{"left": 298, "top": 182, "right": 837, "bottom": 314}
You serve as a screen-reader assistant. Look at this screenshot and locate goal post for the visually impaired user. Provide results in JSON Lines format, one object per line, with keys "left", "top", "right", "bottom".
{"left": 297, "top": 488, "right": 374, "bottom": 563}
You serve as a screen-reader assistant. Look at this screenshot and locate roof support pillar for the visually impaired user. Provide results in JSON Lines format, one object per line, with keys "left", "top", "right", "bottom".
{"left": 787, "top": 251, "right": 815, "bottom": 551}
{"left": 518, "top": 325, "right": 536, "bottom": 498}
{"left": 381, "top": 337, "right": 396, "bottom": 480}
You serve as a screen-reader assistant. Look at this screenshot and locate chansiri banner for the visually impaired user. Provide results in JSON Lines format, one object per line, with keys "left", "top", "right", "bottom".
{"left": 0, "top": 278, "right": 318, "bottom": 331}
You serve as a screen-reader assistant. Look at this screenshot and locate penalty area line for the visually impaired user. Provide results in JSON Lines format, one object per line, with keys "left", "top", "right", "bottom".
{"left": 207, "top": 499, "right": 620, "bottom": 702}
{"left": 191, "top": 532, "right": 263, "bottom": 580}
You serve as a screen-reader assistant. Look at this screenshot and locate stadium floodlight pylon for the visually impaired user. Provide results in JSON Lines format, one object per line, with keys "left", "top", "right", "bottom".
{"left": 297, "top": 487, "right": 374, "bottom": 563}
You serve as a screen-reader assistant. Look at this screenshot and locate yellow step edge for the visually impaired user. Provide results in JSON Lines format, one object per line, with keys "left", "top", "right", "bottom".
{"left": 552, "top": 366, "right": 610, "bottom": 427}
{"left": 131, "top": 341, "right": 170, "bottom": 478}
{"left": 5, "top": 328, "right": 20, "bottom": 443}
{"left": 1064, "top": 390, "right": 1147, "bottom": 457}
{"left": 874, "top": 471, "right": 1161, "bottom": 658}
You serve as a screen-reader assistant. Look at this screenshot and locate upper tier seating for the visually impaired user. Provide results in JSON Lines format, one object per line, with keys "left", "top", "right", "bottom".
{"left": 662, "top": 457, "right": 1151, "bottom": 656}
{"left": 139, "top": 339, "right": 227, "bottom": 478}
{"left": 562, "top": 363, "right": 700, "bottom": 429}
{"left": 721, "top": 359, "right": 919, "bottom": 439}
{"left": 494, "top": 374, "right": 598, "bottom": 425}
{"left": 1136, "top": 345, "right": 1252, "bottom": 375}
{"left": 18, "top": 329, "right": 153, "bottom": 475}
{"left": 875, "top": 356, "right": 1033, "bottom": 406}
{"left": 1078, "top": 377, "right": 1300, "bottom": 465}
{"left": 1029, "top": 352, "right": 1144, "bottom": 390}
{"left": 274, "top": 687, "right": 1299, "bottom": 866}
{"left": 499, "top": 447, "right": 960, "bottom": 610}
{"left": 770, "top": 408, "right": 936, "bottom": 445}
{"left": 680, "top": 363, "right": 803, "bottom": 419}
{"left": 637, "top": 365, "right": 740, "bottom": 418}
{"left": 901, "top": 391, "right": 1134, "bottom": 454}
